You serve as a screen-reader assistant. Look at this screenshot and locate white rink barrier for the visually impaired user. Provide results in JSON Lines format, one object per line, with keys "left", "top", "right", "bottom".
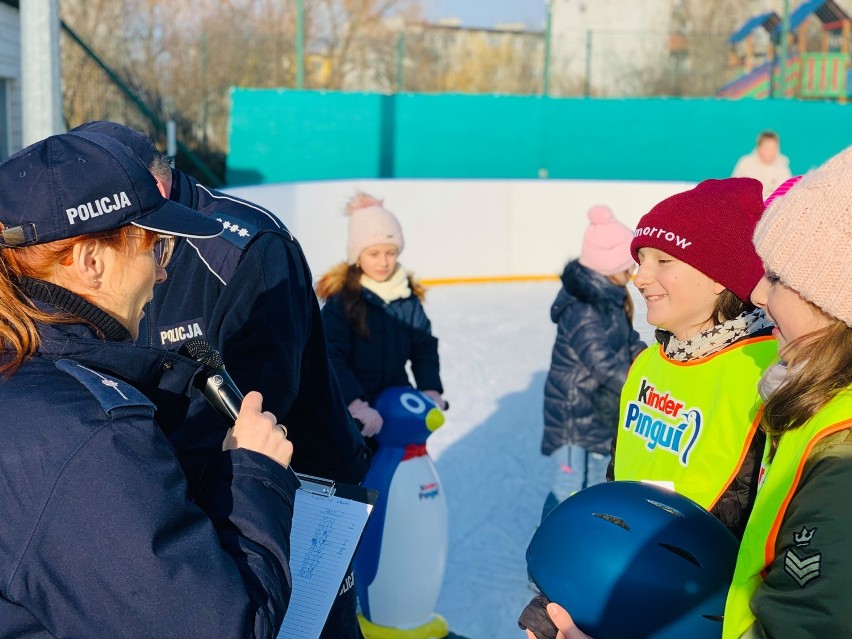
{"left": 226, "top": 178, "right": 696, "bottom": 283}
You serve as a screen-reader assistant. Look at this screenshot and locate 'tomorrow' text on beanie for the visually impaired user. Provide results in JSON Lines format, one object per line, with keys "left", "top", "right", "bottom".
{"left": 630, "top": 178, "right": 766, "bottom": 302}
{"left": 578, "top": 205, "right": 636, "bottom": 276}
{"left": 345, "top": 192, "right": 405, "bottom": 265}
{"left": 753, "top": 146, "right": 852, "bottom": 326}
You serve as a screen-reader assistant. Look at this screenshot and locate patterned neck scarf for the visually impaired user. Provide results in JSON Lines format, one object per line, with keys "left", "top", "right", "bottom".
{"left": 360, "top": 264, "right": 411, "bottom": 303}
{"left": 659, "top": 308, "right": 773, "bottom": 362}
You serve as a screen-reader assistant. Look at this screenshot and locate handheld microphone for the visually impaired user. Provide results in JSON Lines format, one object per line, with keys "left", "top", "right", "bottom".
{"left": 178, "top": 338, "right": 243, "bottom": 424}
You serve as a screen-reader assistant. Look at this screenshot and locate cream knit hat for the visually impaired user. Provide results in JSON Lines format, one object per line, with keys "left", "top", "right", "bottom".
{"left": 345, "top": 192, "right": 405, "bottom": 264}
{"left": 753, "top": 146, "right": 852, "bottom": 326}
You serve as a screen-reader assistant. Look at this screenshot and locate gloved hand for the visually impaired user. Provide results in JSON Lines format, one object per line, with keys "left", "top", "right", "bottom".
{"left": 519, "top": 595, "right": 592, "bottom": 639}
{"left": 518, "top": 594, "right": 559, "bottom": 639}
{"left": 423, "top": 389, "right": 447, "bottom": 410}
{"left": 348, "top": 399, "right": 384, "bottom": 437}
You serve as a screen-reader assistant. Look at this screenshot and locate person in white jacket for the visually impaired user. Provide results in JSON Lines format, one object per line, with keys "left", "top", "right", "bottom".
{"left": 732, "top": 130, "right": 792, "bottom": 198}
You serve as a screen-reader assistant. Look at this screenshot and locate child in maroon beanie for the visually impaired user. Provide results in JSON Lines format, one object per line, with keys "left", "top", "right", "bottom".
{"left": 519, "top": 177, "right": 777, "bottom": 639}
{"left": 521, "top": 151, "right": 852, "bottom": 639}
{"left": 609, "top": 177, "right": 777, "bottom": 539}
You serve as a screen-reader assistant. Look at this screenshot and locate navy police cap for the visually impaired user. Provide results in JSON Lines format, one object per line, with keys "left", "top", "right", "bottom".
{"left": 0, "top": 131, "right": 222, "bottom": 247}
{"left": 70, "top": 120, "right": 158, "bottom": 168}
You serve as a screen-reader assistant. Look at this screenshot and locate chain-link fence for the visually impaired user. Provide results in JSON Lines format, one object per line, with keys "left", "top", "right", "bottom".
{"left": 294, "top": 26, "right": 740, "bottom": 98}
{"left": 58, "top": 2, "right": 814, "bottom": 184}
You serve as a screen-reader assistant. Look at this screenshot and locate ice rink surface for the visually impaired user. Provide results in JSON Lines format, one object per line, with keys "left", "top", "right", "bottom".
{"left": 419, "top": 281, "right": 654, "bottom": 638}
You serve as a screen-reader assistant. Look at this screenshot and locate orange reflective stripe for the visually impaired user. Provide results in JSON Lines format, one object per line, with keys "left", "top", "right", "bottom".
{"left": 762, "top": 417, "right": 852, "bottom": 572}
{"left": 616, "top": 338, "right": 776, "bottom": 509}
{"left": 724, "top": 390, "right": 852, "bottom": 638}
{"left": 709, "top": 405, "right": 764, "bottom": 510}
{"left": 660, "top": 335, "right": 776, "bottom": 368}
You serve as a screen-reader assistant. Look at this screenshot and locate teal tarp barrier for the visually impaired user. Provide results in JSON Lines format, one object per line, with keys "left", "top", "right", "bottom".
{"left": 227, "top": 89, "right": 851, "bottom": 185}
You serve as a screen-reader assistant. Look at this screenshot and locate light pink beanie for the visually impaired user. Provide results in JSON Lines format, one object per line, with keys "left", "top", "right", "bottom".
{"left": 345, "top": 192, "right": 405, "bottom": 264}
{"left": 578, "top": 205, "right": 636, "bottom": 276}
{"left": 753, "top": 146, "right": 852, "bottom": 326}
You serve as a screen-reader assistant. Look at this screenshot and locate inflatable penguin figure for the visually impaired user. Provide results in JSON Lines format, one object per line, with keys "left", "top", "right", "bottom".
{"left": 355, "top": 387, "right": 450, "bottom": 639}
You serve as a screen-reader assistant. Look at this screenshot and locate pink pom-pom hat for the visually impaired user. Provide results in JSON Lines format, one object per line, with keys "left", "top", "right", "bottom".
{"left": 345, "top": 191, "right": 405, "bottom": 264}
{"left": 578, "top": 205, "right": 636, "bottom": 276}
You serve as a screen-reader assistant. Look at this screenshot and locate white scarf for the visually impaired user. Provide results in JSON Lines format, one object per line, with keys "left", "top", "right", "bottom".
{"left": 758, "top": 361, "right": 789, "bottom": 401}
{"left": 360, "top": 264, "right": 412, "bottom": 303}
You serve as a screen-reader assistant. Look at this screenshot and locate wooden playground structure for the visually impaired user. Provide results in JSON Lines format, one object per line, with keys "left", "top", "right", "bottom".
{"left": 718, "top": 0, "right": 851, "bottom": 100}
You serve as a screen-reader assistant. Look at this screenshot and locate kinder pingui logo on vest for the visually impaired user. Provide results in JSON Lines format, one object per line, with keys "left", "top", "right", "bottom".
{"left": 159, "top": 318, "right": 205, "bottom": 347}
{"left": 65, "top": 192, "right": 133, "bottom": 225}
{"left": 622, "top": 378, "right": 702, "bottom": 466}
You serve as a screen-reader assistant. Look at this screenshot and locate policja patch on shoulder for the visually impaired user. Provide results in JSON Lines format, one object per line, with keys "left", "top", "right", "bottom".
{"left": 54, "top": 359, "right": 155, "bottom": 415}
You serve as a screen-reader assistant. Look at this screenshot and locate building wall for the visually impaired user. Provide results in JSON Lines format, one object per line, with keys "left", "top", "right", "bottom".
{"left": 548, "top": 0, "right": 673, "bottom": 96}
{"left": 0, "top": 3, "right": 21, "bottom": 159}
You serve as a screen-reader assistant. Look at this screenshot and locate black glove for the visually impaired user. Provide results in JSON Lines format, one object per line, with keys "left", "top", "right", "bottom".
{"left": 518, "top": 594, "right": 559, "bottom": 639}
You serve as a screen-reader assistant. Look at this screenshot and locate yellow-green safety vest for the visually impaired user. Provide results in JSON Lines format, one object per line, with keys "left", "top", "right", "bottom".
{"left": 722, "top": 387, "right": 852, "bottom": 639}
{"left": 615, "top": 336, "right": 777, "bottom": 509}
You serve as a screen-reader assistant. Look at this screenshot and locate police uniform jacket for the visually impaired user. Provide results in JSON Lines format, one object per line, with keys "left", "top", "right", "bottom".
{"left": 138, "top": 170, "right": 370, "bottom": 491}
{"left": 0, "top": 277, "right": 297, "bottom": 638}
{"left": 318, "top": 267, "right": 443, "bottom": 405}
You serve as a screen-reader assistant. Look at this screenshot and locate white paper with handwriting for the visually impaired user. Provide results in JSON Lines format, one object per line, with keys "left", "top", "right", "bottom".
{"left": 277, "top": 490, "right": 373, "bottom": 639}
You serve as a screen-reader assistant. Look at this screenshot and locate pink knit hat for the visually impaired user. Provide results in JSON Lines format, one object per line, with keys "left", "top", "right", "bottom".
{"left": 578, "top": 205, "right": 635, "bottom": 276}
{"left": 631, "top": 178, "right": 766, "bottom": 302}
{"left": 754, "top": 146, "right": 852, "bottom": 326}
{"left": 345, "top": 192, "right": 404, "bottom": 264}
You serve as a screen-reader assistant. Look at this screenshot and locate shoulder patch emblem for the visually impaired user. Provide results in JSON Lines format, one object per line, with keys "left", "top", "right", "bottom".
{"left": 784, "top": 526, "right": 821, "bottom": 587}
{"left": 54, "top": 359, "right": 155, "bottom": 415}
{"left": 214, "top": 212, "right": 260, "bottom": 249}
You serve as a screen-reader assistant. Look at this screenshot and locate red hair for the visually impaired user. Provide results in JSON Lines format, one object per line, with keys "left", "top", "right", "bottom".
{"left": 0, "top": 226, "right": 157, "bottom": 375}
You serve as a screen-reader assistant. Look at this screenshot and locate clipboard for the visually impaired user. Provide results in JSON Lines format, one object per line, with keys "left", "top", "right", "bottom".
{"left": 277, "top": 473, "right": 378, "bottom": 639}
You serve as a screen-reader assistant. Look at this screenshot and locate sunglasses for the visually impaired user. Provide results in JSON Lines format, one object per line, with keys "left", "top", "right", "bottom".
{"left": 152, "top": 234, "right": 175, "bottom": 268}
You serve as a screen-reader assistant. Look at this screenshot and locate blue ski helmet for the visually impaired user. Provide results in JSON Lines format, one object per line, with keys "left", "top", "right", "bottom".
{"left": 526, "top": 481, "right": 738, "bottom": 639}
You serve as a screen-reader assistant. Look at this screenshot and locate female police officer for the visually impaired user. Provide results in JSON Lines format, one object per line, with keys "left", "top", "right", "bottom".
{"left": 0, "top": 132, "right": 296, "bottom": 638}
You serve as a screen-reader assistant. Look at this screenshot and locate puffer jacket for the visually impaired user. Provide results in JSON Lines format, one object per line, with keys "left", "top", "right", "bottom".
{"left": 317, "top": 263, "right": 442, "bottom": 405}
{"left": 542, "top": 260, "right": 646, "bottom": 456}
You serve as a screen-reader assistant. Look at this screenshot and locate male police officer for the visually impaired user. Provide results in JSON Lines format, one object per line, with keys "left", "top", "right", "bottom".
{"left": 72, "top": 121, "right": 370, "bottom": 639}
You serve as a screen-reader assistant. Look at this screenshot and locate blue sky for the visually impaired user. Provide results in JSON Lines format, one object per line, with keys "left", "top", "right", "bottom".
{"left": 421, "top": 0, "right": 547, "bottom": 30}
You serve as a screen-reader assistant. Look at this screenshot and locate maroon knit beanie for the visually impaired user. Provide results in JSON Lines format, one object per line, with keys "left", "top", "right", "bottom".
{"left": 630, "top": 178, "right": 765, "bottom": 302}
